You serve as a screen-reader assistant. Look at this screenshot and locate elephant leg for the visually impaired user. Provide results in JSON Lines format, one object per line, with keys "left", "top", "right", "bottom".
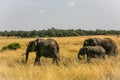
{"left": 34, "top": 58, "right": 38, "bottom": 65}
{"left": 34, "top": 58, "right": 40, "bottom": 65}
{"left": 83, "top": 54, "right": 85, "bottom": 59}
{"left": 87, "top": 58, "right": 91, "bottom": 63}
{"left": 102, "top": 54, "right": 106, "bottom": 60}
{"left": 53, "top": 57, "right": 60, "bottom": 66}
{"left": 53, "top": 49, "right": 60, "bottom": 65}
{"left": 55, "top": 58, "right": 59, "bottom": 65}
{"left": 87, "top": 56, "right": 91, "bottom": 63}
{"left": 53, "top": 57, "right": 55, "bottom": 64}
{"left": 34, "top": 52, "right": 41, "bottom": 66}
{"left": 53, "top": 56, "right": 59, "bottom": 64}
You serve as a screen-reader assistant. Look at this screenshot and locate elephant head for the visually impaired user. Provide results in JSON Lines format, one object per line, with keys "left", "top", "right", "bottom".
{"left": 25, "top": 40, "right": 37, "bottom": 63}
{"left": 78, "top": 47, "right": 88, "bottom": 60}
{"left": 83, "top": 38, "right": 98, "bottom": 47}
{"left": 25, "top": 38, "right": 43, "bottom": 63}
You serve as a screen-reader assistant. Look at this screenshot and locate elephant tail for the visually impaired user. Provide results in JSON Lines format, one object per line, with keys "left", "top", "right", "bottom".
{"left": 57, "top": 45, "right": 60, "bottom": 61}
{"left": 113, "top": 45, "right": 118, "bottom": 57}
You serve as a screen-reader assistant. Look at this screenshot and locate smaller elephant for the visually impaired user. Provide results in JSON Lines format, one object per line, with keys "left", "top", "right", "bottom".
{"left": 78, "top": 46, "right": 106, "bottom": 62}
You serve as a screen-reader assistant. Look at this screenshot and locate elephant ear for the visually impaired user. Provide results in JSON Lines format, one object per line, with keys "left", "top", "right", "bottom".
{"left": 79, "top": 48, "right": 84, "bottom": 55}
{"left": 88, "top": 38, "right": 97, "bottom": 46}
{"left": 35, "top": 38, "right": 43, "bottom": 44}
{"left": 28, "top": 41, "right": 35, "bottom": 48}
{"left": 29, "top": 41, "right": 37, "bottom": 51}
{"left": 35, "top": 38, "right": 40, "bottom": 44}
{"left": 80, "top": 47, "right": 88, "bottom": 55}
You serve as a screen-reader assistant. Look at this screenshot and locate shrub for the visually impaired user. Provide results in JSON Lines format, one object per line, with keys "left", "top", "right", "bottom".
{"left": 7, "top": 43, "right": 21, "bottom": 50}
{"left": 1, "top": 43, "right": 21, "bottom": 51}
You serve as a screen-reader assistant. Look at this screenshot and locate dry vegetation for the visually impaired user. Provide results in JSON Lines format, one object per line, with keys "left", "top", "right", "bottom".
{"left": 0, "top": 35, "right": 120, "bottom": 80}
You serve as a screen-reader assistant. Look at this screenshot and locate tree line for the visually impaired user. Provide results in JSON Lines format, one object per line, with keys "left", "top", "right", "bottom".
{"left": 0, "top": 28, "right": 120, "bottom": 37}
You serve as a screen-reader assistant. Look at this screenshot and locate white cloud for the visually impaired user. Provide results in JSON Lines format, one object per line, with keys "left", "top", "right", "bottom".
{"left": 68, "top": 1, "right": 75, "bottom": 7}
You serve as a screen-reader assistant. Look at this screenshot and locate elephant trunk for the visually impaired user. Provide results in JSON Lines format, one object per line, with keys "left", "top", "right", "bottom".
{"left": 25, "top": 47, "right": 30, "bottom": 63}
{"left": 25, "top": 51, "right": 29, "bottom": 63}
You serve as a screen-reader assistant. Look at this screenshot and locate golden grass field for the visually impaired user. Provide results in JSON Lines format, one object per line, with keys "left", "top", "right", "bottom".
{"left": 0, "top": 35, "right": 120, "bottom": 80}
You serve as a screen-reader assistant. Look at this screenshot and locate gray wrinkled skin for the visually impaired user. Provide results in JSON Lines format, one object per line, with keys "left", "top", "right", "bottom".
{"left": 25, "top": 38, "right": 60, "bottom": 65}
{"left": 83, "top": 38, "right": 118, "bottom": 57}
{"left": 78, "top": 46, "right": 106, "bottom": 62}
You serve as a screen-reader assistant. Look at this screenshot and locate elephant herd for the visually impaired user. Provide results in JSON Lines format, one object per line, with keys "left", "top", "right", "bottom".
{"left": 78, "top": 38, "right": 118, "bottom": 62}
{"left": 24, "top": 37, "right": 118, "bottom": 65}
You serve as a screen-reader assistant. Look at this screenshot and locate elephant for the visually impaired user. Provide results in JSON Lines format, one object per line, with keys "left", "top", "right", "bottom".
{"left": 78, "top": 46, "right": 106, "bottom": 62}
{"left": 25, "top": 38, "right": 60, "bottom": 65}
{"left": 83, "top": 38, "right": 118, "bottom": 57}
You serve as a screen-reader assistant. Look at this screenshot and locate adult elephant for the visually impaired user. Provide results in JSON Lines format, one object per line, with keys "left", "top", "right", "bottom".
{"left": 25, "top": 38, "right": 60, "bottom": 65}
{"left": 78, "top": 46, "right": 106, "bottom": 62}
{"left": 83, "top": 38, "right": 118, "bottom": 57}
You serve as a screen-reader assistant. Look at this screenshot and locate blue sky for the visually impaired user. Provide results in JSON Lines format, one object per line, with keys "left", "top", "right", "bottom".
{"left": 0, "top": 0, "right": 120, "bottom": 31}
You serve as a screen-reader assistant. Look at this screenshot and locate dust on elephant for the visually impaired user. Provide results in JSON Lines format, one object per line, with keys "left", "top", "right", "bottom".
{"left": 83, "top": 38, "right": 118, "bottom": 57}
{"left": 25, "top": 38, "right": 60, "bottom": 65}
{"left": 78, "top": 46, "right": 106, "bottom": 62}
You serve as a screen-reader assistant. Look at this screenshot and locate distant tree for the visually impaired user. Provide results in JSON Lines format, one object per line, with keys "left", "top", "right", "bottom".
{"left": 0, "top": 27, "right": 120, "bottom": 37}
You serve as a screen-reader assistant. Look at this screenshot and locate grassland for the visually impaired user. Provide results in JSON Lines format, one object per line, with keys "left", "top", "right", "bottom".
{"left": 0, "top": 35, "right": 120, "bottom": 80}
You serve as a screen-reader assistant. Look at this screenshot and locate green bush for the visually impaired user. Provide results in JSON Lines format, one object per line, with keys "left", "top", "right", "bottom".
{"left": 1, "top": 43, "right": 21, "bottom": 51}
{"left": 7, "top": 43, "right": 21, "bottom": 50}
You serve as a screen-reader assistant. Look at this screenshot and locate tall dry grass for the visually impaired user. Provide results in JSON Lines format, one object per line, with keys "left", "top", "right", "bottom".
{"left": 0, "top": 35, "right": 120, "bottom": 80}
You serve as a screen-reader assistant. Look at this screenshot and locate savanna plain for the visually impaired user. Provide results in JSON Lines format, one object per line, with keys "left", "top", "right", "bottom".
{"left": 0, "top": 35, "right": 120, "bottom": 80}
